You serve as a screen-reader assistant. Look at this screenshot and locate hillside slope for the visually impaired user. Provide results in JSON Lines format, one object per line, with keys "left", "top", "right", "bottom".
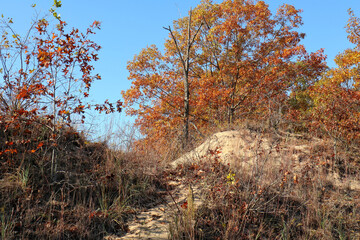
{"left": 116, "top": 129, "right": 360, "bottom": 239}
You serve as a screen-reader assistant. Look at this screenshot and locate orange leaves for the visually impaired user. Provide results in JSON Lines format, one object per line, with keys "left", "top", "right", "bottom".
{"left": 16, "top": 88, "right": 31, "bottom": 99}
{"left": 0, "top": 10, "right": 107, "bottom": 169}
{"left": 305, "top": 11, "right": 360, "bottom": 143}
{"left": 346, "top": 9, "right": 360, "bottom": 47}
{"left": 29, "top": 142, "right": 44, "bottom": 153}
{"left": 16, "top": 84, "right": 46, "bottom": 100}
{"left": 276, "top": 4, "right": 303, "bottom": 28}
{"left": 91, "top": 20, "right": 101, "bottom": 29}
{"left": 4, "top": 148, "right": 17, "bottom": 154}
{"left": 35, "top": 19, "right": 49, "bottom": 33}
{"left": 309, "top": 71, "right": 360, "bottom": 141}
{"left": 122, "top": 0, "right": 327, "bottom": 151}
{"left": 58, "top": 110, "right": 70, "bottom": 115}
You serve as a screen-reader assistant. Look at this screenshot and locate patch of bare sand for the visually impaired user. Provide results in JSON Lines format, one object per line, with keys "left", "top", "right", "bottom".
{"left": 105, "top": 178, "right": 203, "bottom": 240}
{"left": 172, "top": 130, "right": 309, "bottom": 171}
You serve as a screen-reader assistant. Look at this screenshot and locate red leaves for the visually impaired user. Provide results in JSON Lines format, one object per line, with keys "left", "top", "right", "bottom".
{"left": 181, "top": 201, "right": 188, "bottom": 209}
{"left": 95, "top": 100, "right": 122, "bottom": 114}
{"left": 35, "top": 19, "right": 49, "bottom": 33}
{"left": 16, "top": 88, "right": 30, "bottom": 99}
{"left": 91, "top": 20, "right": 101, "bottom": 30}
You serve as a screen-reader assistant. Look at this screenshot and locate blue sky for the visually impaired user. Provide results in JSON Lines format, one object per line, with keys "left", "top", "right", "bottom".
{"left": 1, "top": 0, "right": 360, "bottom": 138}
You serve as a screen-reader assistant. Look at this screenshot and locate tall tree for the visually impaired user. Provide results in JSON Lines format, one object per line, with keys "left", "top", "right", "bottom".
{"left": 122, "top": 0, "right": 326, "bottom": 153}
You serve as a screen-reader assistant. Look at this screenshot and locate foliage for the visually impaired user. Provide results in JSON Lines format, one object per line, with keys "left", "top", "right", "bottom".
{"left": 0, "top": 5, "right": 128, "bottom": 239}
{"left": 0, "top": 11, "right": 102, "bottom": 170}
{"left": 1, "top": 1, "right": 360, "bottom": 239}
{"left": 308, "top": 9, "right": 360, "bottom": 143}
{"left": 0, "top": 4, "right": 121, "bottom": 176}
{"left": 122, "top": 0, "right": 327, "bottom": 152}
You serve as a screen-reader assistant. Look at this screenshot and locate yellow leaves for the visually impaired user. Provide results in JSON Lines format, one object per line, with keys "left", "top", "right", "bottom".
{"left": 226, "top": 171, "right": 236, "bottom": 185}
{"left": 309, "top": 44, "right": 360, "bottom": 141}
{"left": 347, "top": 9, "right": 360, "bottom": 47}
{"left": 59, "top": 110, "right": 70, "bottom": 115}
{"left": 334, "top": 49, "right": 360, "bottom": 68}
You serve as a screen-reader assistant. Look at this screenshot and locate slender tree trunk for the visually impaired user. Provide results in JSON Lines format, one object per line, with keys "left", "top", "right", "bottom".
{"left": 164, "top": 9, "right": 203, "bottom": 149}
{"left": 183, "top": 69, "right": 190, "bottom": 148}
{"left": 51, "top": 77, "right": 57, "bottom": 180}
{"left": 228, "top": 107, "right": 234, "bottom": 125}
{"left": 182, "top": 10, "right": 192, "bottom": 149}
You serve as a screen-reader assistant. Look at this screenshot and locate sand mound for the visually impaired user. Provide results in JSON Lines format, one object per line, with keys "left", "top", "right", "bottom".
{"left": 172, "top": 129, "right": 310, "bottom": 170}
{"left": 172, "top": 129, "right": 360, "bottom": 191}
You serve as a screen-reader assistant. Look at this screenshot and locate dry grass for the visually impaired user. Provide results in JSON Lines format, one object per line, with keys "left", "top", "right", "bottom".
{"left": 168, "top": 128, "right": 360, "bottom": 240}
{"left": 0, "top": 122, "right": 166, "bottom": 239}
{"left": 1, "top": 117, "right": 360, "bottom": 239}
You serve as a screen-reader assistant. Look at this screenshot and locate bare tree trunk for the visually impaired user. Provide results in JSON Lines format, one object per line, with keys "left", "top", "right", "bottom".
{"left": 228, "top": 107, "right": 234, "bottom": 125}
{"left": 183, "top": 69, "right": 190, "bottom": 148}
{"left": 183, "top": 10, "right": 191, "bottom": 149}
{"left": 164, "top": 9, "right": 203, "bottom": 149}
{"left": 51, "top": 77, "right": 57, "bottom": 180}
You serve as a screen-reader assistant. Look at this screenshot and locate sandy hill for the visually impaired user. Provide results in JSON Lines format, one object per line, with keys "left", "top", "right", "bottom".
{"left": 172, "top": 129, "right": 360, "bottom": 191}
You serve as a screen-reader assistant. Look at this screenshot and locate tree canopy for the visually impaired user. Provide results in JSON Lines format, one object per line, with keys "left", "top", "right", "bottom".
{"left": 122, "top": 0, "right": 327, "bottom": 151}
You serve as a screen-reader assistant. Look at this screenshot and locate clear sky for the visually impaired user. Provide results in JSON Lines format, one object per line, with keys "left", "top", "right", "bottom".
{"left": 1, "top": 0, "right": 360, "bottom": 139}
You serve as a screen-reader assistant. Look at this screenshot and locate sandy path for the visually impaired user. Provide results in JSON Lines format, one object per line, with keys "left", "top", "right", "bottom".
{"left": 105, "top": 178, "right": 202, "bottom": 240}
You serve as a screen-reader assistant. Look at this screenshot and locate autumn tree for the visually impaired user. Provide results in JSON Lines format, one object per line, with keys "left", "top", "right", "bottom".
{"left": 122, "top": 0, "right": 326, "bottom": 153}
{"left": 308, "top": 9, "right": 360, "bottom": 145}
{"left": 0, "top": 3, "right": 119, "bottom": 178}
{"left": 193, "top": 0, "right": 327, "bottom": 126}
